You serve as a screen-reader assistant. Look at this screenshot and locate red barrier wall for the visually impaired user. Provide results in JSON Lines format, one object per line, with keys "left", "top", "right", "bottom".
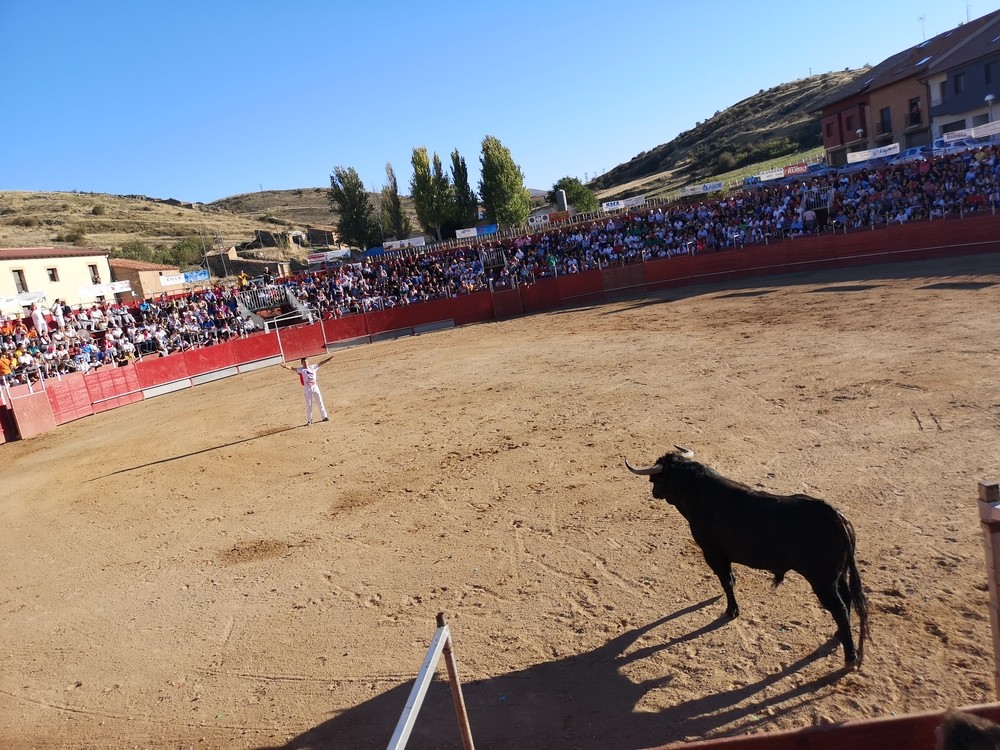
{"left": 182, "top": 345, "right": 238, "bottom": 377}
{"left": 46, "top": 372, "right": 94, "bottom": 425}
{"left": 492, "top": 289, "right": 523, "bottom": 319}
{"left": 229, "top": 331, "right": 282, "bottom": 362}
{"left": 556, "top": 272, "right": 604, "bottom": 305}
{"left": 86, "top": 367, "right": 143, "bottom": 414}
{"left": 601, "top": 264, "right": 647, "bottom": 297}
{"left": 519, "top": 277, "right": 562, "bottom": 313}
{"left": 0, "top": 405, "right": 16, "bottom": 443}
{"left": 135, "top": 355, "right": 191, "bottom": 390}
{"left": 277, "top": 322, "right": 326, "bottom": 361}
{"left": 365, "top": 292, "right": 494, "bottom": 332}
{"left": 4, "top": 213, "right": 999, "bottom": 446}
{"left": 10, "top": 391, "right": 57, "bottom": 439}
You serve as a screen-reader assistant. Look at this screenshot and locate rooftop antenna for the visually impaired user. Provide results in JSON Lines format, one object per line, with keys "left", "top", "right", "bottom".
{"left": 967, "top": 0, "right": 972, "bottom": 23}
{"left": 919, "top": 14, "right": 926, "bottom": 40}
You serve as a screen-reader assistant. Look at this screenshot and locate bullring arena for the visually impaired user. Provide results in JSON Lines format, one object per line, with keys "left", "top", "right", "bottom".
{"left": 4, "top": 232, "right": 1000, "bottom": 748}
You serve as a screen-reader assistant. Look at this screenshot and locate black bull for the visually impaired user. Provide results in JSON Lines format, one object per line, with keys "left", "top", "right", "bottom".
{"left": 626, "top": 447, "right": 870, "bottom": 666}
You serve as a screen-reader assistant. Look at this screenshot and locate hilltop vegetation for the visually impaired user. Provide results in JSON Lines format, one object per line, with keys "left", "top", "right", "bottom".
{"left": 0, "top": 68, "right": 867, "bottom": 252}
{"left": 593, "top": 68, "right": 865, "bottom": 199}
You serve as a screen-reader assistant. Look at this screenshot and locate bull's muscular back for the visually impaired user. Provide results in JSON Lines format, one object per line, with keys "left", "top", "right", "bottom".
{"left": 659, "top": 460, "right": 851, "bottom": 578}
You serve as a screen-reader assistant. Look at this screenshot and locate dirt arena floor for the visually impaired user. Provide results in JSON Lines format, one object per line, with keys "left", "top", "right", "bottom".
{"left": 4, "top": 253, "right": 1000, "bottom": 749}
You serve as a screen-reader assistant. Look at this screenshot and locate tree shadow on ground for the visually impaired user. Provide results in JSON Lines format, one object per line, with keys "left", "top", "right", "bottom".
{"left": 258, "top": 598, "right": 848, "bottom": 750}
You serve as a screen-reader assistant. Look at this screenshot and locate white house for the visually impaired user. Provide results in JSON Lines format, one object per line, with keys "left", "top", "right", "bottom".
{"left": 0, "top": 247, "right": 115, "bottom": 314}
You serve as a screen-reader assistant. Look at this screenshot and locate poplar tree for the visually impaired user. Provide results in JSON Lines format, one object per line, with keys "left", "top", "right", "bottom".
{"left": 379, "top": 162, "right": 412, "bottom": 241}
{"left": 410, "top": 147, "right": 454, "bottom": 241}
{"left": 450, "top": 149, "right": 479, "bottom": 228}
{"left": 328, "top": 166, "right": 381, "bottom": 250}
{"left": 478, "top": 135, "right": 531, "bottom": 227}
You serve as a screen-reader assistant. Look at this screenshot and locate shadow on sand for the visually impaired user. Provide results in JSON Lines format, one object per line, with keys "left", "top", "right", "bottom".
{"left": 88, "top": 425, "right": 298, "bottom": 480}
{"left": 259, "top": 598, "right": 848, "bottom": 750}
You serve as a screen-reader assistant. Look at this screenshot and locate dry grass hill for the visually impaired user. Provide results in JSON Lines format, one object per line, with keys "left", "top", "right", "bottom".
{"left": 0, "top": 68, "right": 867, "bottom": 255}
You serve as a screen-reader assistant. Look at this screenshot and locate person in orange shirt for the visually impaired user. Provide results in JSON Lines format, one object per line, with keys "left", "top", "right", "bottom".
{"left": 0, "top": 351, "right": 13, "bottom": 382}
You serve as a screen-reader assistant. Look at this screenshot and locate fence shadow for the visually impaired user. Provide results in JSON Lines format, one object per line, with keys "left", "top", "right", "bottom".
{"left": 258, "top": 598, "right": 846, "bottom": 750}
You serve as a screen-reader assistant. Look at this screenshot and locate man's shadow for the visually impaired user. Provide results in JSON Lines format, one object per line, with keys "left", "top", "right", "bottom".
{"left": 258, "top": 597, "right": 848, "bottom": 750}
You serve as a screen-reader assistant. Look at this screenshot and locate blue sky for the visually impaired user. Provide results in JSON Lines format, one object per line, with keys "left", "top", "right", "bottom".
{"left": 1, "top": 0, "right": 994, "bottom": 204}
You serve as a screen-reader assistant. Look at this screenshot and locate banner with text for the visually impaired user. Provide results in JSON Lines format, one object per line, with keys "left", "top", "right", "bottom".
{"left": 79, "top": 280, "right": 132, "bottom": 298}
{"left": 678, "top": 181, "right": 724, "bottom": 198}
{"left": 0, "top": 291, "right": 46, "bottom": 311}
{"left": 383, "top": 237, "right": 427, "bottom": 251}
{"left": 455, "top": 224, "right": 500, "bottom": 239}
{"left": 601, "top": 195, "right": 646, "bottom": 211}
{"left": 846, "top": 142, "right": 901, "bottom": 163}
{"left": 307, "top": 250, "right": 350, "bottom": 265}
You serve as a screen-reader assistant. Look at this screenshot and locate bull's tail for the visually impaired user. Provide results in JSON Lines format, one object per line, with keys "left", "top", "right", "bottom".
{"left": 842, "top": 513, "right": 870, "bottom": 667}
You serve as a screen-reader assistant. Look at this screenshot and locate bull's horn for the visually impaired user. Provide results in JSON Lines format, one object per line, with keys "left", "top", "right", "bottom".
{"left": 625, "top": 459, "right": 663, "bottom": 475}
{"left": 674, "top": 445, "right": 695, "bottom": 459}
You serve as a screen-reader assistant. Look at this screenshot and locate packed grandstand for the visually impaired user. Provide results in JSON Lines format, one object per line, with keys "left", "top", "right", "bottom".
{"left": 2, "top": 143, "right": 998, "bottom": 386}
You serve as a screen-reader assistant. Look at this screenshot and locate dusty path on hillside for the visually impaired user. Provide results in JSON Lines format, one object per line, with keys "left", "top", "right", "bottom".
{"left": 3, "top": 253, "right": 1000, "bottom": 749}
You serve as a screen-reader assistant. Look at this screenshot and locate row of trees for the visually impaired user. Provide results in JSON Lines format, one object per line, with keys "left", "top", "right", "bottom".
{"left": 328, "top": 135, "right": 596, "bottom": 251}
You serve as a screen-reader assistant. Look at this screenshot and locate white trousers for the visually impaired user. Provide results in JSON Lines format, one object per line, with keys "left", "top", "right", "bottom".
{"left": 304, "top": 385, "right": 328, "bottom": 423}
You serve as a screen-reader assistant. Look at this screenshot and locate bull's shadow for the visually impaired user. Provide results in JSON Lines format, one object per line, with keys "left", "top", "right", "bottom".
{"left": 258, "top": 598, "right": 847, "bottom": 750}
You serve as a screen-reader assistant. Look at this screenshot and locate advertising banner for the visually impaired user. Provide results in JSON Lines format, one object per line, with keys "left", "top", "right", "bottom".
{"left": 678, "top": 181, "right": 724, "bottom": 198}
{"left": 846, "top": 143, "right": 900, "bottom": 163}
{"left": 78, "top": 280, "right": 132, "bottom": 298}
{"left": 383, "top": 237, "right": 427, "bottom": 251}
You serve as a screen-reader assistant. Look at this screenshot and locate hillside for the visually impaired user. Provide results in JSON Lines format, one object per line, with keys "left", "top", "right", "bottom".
{"left": 0, "top": 68, "right": 867, "bottom": 252}
{"left": 0, "top": 191, "right": 321, "bottom": 259}
{"left": 593, "top": 68, "right": 865, "bottom": 199}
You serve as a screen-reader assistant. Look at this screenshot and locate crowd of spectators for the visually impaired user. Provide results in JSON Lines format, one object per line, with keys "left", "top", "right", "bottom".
{"left": 280, "top": 142, "right": 1000, "bottom": 321}
{"left": 0, "top": 290, "right": 257, "bottom": 385}
{"left": 3, "top": 141, "right": 999, "bottom": 386}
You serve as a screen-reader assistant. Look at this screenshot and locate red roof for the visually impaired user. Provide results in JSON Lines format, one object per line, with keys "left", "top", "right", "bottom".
{"left": 107, "top": 258, "right": 177, "bottom": 271}
{"left": 0, "top": 247, "right": 109, "bottom": 261}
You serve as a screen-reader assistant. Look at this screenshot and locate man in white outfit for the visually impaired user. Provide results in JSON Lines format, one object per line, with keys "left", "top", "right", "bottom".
{"left": 282, "top": 355, "right": 333, "bottom": 425}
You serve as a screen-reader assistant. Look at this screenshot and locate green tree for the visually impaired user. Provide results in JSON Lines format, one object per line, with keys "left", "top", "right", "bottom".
{"left": 113, "top": 239, "right": 154, "bottom": 262}
{"left": 166, "top": 237, "right": 204, "bottom": 268}
{"left": 450, "top": 149, "right": 479, "bottom": 228}
{"left": 328, "top": 165, "right": 382, "bottom": 250}
{"left": 409, "top": 147, "right": 454, "bottom": 241}
{"left": 478, "top": 135, "right": 531, "bottom": 227}
{"left": 548, "top": 176, "right": 598, "bottom": 213}
{"left": 379, "top": 162, "right": 412, "bottom": 242}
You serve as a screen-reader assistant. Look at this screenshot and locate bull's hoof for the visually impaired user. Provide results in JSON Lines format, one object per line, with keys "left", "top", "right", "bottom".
{"left": 726, "top": 606, "right": 740, "bottom": 619}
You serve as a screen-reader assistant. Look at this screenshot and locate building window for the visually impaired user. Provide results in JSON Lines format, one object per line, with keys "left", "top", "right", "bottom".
{"left": 845, "top": 115, "right": 854, "bottom": 132}
{"left": 908, "top": 98, "right": 922, "bottom": 126}
{"left": 954, "top": 72, "right": 966, "bottom": 94}
{"left": 879, "top": 107, "right": 892, "bottom": 134}
{"left": 12, "top": 269, "right": 27, "bottom": 294}
{"left": 939, "top": 80, "right": 948, "bottom": 101}
{"left": 46, "top": 267, "right": 59, "bottom": 282}
{"left": 88, "top": 264, "right": 100, "bottom": 284}
{"left": 987, "top": 61, "right": 995, "bottom": 84}
{"left": 825, "top": 122, "right": 833, "bottom": 137}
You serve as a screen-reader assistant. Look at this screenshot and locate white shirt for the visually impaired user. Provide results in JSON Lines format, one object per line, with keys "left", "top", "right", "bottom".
{"left": 296, "top": 364, "right": 319, "bottom": 387}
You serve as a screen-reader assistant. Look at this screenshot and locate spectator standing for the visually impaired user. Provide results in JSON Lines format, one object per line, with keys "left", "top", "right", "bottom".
{"left": 29, "top": 304, "right": 47, "bottom": 336}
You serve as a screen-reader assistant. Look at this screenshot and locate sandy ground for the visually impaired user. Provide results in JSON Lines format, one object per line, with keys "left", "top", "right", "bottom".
{"left": 3, "top": 253, "right": 1000, "bottom": 750}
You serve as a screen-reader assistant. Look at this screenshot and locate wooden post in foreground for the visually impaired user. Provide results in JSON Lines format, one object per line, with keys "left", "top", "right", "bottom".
{"left": 978, "top": 480, "right": 1000, "bottom": 698}
{"left": 437, "top": 612, "right": 476, "bottom": 750}
{"left": 386, "top": 612, "right": 475, "bottom": 750}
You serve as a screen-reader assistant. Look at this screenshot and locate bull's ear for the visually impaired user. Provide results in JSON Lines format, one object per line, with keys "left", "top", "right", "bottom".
{"left": 674, "top": 445, "right": 695, "bottom": 459}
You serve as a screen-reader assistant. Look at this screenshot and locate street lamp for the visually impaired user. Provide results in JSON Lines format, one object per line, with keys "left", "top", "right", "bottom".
{"left": 986, "top": 93, "right": 995, "bottom": 123}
